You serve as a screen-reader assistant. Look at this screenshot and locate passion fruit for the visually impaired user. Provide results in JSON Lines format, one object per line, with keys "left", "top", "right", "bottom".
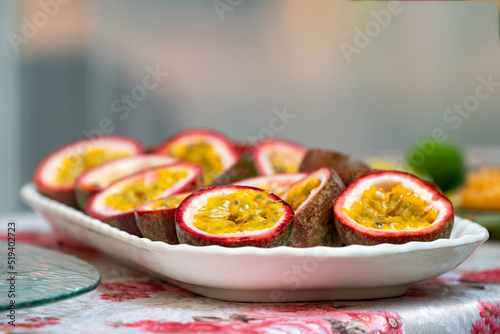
{"left": 333, "top": 171, "right": 454, "bottom": 245}
{"left": 86, "top": 163, "right": 202, "bottom": 236}
{"left": 34, "top": 136, "right": 143, "bottom": 207}
{"left": 209, "top": 152, "right": 258, "bottom": 187}
{"left": 299, "top": 149, "right": 368, "bottom": 173}
{"left": 280, "top": 167, "right": 345, "bottom": 247}
{"left": 135, "top": 192, "right": 192, "bottom": 244}
{"left": 232, "top": 173, "right": 306, "bottom": 195}
{"left": 154, "top": 129, "right": 239, "bottom": 186}
{"left": 175, "top": 186, "right": 294, "bottom": 247}
{"left": 252, "top": 139, "right": 306, "bottom": 175}
{"left": 75, "top": 154, "right": 178, "bottom": 209}
{"left": 234, "top": 141, "right": 254, "bottom": 155}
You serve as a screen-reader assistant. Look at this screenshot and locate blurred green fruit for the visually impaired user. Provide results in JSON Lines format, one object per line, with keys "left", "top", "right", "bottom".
{"left": 407, "top": 137, "right": 466, "bottom": 192}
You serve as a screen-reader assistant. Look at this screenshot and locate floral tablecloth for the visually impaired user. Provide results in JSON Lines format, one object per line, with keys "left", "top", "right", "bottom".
{"left": 1, "top": 212, "right": 499, "bottom": 334}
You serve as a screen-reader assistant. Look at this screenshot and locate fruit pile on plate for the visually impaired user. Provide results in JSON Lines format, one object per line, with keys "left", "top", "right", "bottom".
{"left": 34, "top": 129, "right": 454, "bottom": 248}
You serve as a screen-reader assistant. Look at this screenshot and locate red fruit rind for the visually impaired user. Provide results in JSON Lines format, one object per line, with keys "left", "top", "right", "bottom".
{"left": 134, "top": 192, "right": 192, "bottom": 244}
{"left": 338, "top": 168, "right": 442, "bottom": 192}
{"left": 75, "top": 154, "right": 179, "bottom": 209}
{"left": 86, "top": 163, "right": 202, "bottom": 236}
{"left": 34, "top": 136, "right": 143, "bottom": 208}
{"left": 232, "top": 173, "right": 307, "bottom": 195}
{"left": 175, "top": 186, "right": 294, "bottom": 247}
{"left": 333, "top": 171, "right": 454, "bottom": 245}
{"left": 234, "top": 141, "right": 254, "bottom": 155}
{"left": 299, "top": 149, "right": 368, "bottom": 173}
{"left": 281, "top": 167, "right": 345, "bottom": 248}
{"left": 252, "top": 139, "right": 306, "bottom": 175}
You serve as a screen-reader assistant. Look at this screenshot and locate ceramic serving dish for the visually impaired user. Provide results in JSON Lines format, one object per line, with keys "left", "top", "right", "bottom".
{"left": 21, "top": 183, "right": 489, "bottom": 302}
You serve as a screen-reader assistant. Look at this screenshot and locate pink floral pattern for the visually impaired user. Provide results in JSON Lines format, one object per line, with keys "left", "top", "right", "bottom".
{"left": 471, "top": 319, "right": 489, "bottom": 334}
{"left": 490, "top": 321, "right": 500, "bottom": 334}
{"left": 112, "top": 308, "right": 406, "bottom": 334}
{"left": 461, "top": 269, "right": 500, "bottom": 283}
{"left": 116, "top": 318, "right": 334, "bottom": 334}
{"left": 100, "top": 292, "right": 151, "bottom": 302}
{"left": 471, "top": 300, "right": 500, "bottom": 334}
{"left": 2, "top": 221, "right": 499, "bottom": 334}
{"left": 378, "top": 311, "right": 405, "bottom": 334}
{"left": 478, "top": 300, "right": 500, "bottom": 319}
{"left": 1, "top": 317, "right": 60, "bottom": 329}
{"left": 229, "top": 305, "right": 405, "bottom": 333}
{"left": 98, "top": 278, "right": 193, "bottom": 301}
{"left": 345, "top": 311, "right": 388, "bottom": 331}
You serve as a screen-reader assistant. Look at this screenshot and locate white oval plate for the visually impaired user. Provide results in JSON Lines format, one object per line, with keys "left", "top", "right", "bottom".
{"left": 21, "top": 183, "right": 489, "bottom": 302}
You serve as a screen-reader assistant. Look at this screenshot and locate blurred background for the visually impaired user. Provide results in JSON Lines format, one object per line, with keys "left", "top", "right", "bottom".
{"left": 1, "top": 0, "right": 499, "bottom": 214}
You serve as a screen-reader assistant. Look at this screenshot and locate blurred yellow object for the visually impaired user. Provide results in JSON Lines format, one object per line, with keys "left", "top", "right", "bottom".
{"left": 460, "top": 167, "right": 500, "bottom": 210}
{"left": 366, "top": 158, "right": 403, "bottom": 171}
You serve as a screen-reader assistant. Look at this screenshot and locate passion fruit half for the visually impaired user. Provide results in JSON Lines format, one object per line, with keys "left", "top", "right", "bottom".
{"left": 299, "top": 149, "right": 368, "bottom": 173}
{"left": 280, "top": 167, "right": 345, "bottom": 247}
{"left": 34, "top": 136, "right": 142, "bottom": 207}
{"left": 232, "top": 173, "right": 306, "bottom": 195}
{"left": 333, "top": 171, "right": 454, "bottom": 245}
{"left": 135, "top": 192, "right": 192, "bottom": 244}
{"left": 154, "top": 129, "right": 239, "bottom": 186}
{"left": 75, "top": 154, "right": 178, "bottom": 209}
{"left": 252, "top": 139, "right": 306, "bottom": 175}
{"left": 86, "top": 163, "right": 202, "bottom": 236}
{"left": 175, "top": 186, "right": 294, "bottom": 247}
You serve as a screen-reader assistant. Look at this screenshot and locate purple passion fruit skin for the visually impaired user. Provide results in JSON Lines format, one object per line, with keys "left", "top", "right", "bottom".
{"left": 280, "top": 167, "right": 345, "bottom": 248}
{"left": 299, "top": 149, "right": 368, "bottom": 173}
{"left": 337, "top": 169, "right": 383, "bottom": 187}
{"left": 34, "top": 136, "right": 143, "bottom": 208}
{"left": 333, "top": 171, "right": 454, "bottom": 246}
{"left": 134, "top": 192, "right": 192, "bottom": 244}
{"left": 75, "top": 154, "right": 179, "bottom": 209}
{"left": 232, "top": 173, "right": 307, "bottom": 195}
{"left": 153, "top": 128, "right": 240, "bottom": 186}
{"left": 252, "top": 139, "right": 307, "bottom": 175}
{"left": 86, "top": 163, "right": 203, "bottom": 236}
{"left": 175, "top": 186, "right": 294, "bottom": 247}
{"left": 209, "top": 152, "right": 259, "bottom": 187}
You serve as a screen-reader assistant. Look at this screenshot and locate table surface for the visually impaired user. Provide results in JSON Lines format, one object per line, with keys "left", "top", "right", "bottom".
{"left": 0, "top": 212, "right": 499, "bottom": 334}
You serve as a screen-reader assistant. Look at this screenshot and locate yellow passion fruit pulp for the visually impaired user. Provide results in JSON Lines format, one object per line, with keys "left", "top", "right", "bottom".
{"left": 193, "top": 189, "right": 284, "bottom": 234}
{"left": 343, "top": 184, "right": 439, "bottom": 231}
{"left": 167, "top": 142, "right": 223, "bottom": 185}
{"left": 57, "top": 149, "right": 131, "bottom": 186}
{"left": 105, "top": 169, "right": 188, "bottom": 211}
{"left": 284, "top": 178, "right": 321, "bottom": 211}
